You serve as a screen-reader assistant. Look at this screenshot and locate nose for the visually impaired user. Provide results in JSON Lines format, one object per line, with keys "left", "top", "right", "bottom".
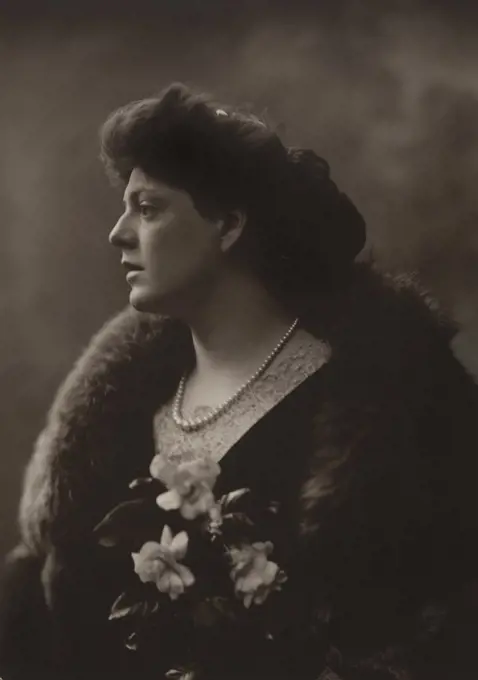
{"left": 108, "top": 212, "right": 137, "bottom": 249}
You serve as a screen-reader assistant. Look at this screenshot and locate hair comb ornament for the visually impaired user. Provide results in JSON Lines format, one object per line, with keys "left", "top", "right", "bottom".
{"left": 215, "top": 107, "right": 268, "bottom": 129}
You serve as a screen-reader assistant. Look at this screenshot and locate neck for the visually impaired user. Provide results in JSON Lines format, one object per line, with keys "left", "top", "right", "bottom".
{"left": 181, "top": 272, "right": 296, "bottom": 380}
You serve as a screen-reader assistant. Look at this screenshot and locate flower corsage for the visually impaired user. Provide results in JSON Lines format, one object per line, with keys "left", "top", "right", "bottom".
{"left": 94, "top": 455, "right": 288, "bottom": 679}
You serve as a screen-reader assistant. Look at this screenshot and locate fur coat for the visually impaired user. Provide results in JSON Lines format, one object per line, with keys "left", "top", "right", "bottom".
{"left": 0, "top": 265, "right": 477, "bottom": 680}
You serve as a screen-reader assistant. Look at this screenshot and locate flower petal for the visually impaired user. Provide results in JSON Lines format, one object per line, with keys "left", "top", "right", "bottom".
{"left": 176, "top": 563, "right": 195, "bottom": 588}
{"left": 237, "top": 572, "right": 263, "bottom": 594}
{"left": 181, "top": 490, "right": 215, "bottom": 520}
{"left": 139, "top": 541, "right": 163, "bottom": 559}
{"left": 136, "top": 565, "right": 158, "bottom": 584}
{"left": 177, "top": 459, "right": 220, "bottom": 488}
{"left": 157, "top": 571, "right": 173, "bottom": 594}
{"left": 229, "top": 545, "right": 254, "bottom": 569}
{"left": 262, "top": 561, "right": 279, "bottom": 585}
{"left": 180, "top": 503, "right": 201, "bottom": 521}
{"left": 149, "top": 454, "right": 173, "bottom": 483}
{"left": 132, "top": 546, "right": 167, "bottom": 583}
{"left": 170, "top": 530, "right": 189, "bottom": 559}
{"left": 160, "top": 525, "right": 174, "bottom": 548}
{"left": 243, "top": 592, "right": 254, "bottom": 608}
{"left": 253, "top": 588, "right": 270, "bottom": 605}
{"left": 197, "top": 490, "right": 215, "bottom": 513}
{"left": 168, "top": 572, "right": 185, "bottom": 599}
{"left": 157, "top": 490, "right": 182, "bottom": 512}
{"left": 253, "top": 541, "right": 273, "bottom": 556}
{"left": 131, "top": 552, "right": 141, "bottom": 571}
{"left": 253, "top": 553, "right": 268, "bottom": 571}
{"left": 132, "top": 543, "right": 163, "bottom": 581}
{"left": 209, "top": 504, "right": 222, "bottom": 523}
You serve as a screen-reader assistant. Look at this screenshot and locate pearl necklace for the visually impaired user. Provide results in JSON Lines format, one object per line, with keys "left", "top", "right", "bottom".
{"left": 172, "top": 318, "right": 299, "bottom": 432}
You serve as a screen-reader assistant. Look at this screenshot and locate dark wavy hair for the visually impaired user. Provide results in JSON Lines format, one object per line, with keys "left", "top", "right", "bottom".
{"left": 100, "top": 82, "right": 366, "bottom": 303}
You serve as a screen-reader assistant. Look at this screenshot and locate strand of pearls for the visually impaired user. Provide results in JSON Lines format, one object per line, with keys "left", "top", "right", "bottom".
{"left": 172, "top": 318, "right": 299, "bottom": 432}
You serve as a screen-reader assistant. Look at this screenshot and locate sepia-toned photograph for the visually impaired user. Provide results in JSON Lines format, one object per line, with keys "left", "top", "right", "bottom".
{"left": 0, "top": 1, "right": 477, "bottom": 679}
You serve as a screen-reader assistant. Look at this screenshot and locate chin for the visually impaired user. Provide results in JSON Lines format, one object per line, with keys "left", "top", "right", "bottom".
{"left": 128, "top": 286, "right": 178, "bottom": 315}
{"left": 128, "top": 288, "right": 162, "bottom": 313}
{"left": 128, "top": 279, "right": 205, "bottom": 317}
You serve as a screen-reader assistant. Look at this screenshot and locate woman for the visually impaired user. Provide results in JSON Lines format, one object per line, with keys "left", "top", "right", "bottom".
{"left": 0, "top": 82, "right": 477, "bottom": 680}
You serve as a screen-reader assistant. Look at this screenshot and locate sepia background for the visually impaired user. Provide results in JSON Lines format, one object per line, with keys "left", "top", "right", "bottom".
{"left": 1, "top": 0, "right": 477, "bottom": 566}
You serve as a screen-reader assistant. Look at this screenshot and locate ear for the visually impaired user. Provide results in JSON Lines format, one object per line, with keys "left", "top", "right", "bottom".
{"left": 216, "top": 210, "right": 247, "bottom": 253}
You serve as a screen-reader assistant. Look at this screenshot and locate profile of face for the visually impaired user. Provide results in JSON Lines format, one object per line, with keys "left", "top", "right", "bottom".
{"left": 109, "top": 168, "right": 239, "bottom": 315}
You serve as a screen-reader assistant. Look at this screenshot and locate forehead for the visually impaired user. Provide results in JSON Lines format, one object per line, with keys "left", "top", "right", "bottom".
{"left": 124, "top": 168, "right": 176, "bottom": 199}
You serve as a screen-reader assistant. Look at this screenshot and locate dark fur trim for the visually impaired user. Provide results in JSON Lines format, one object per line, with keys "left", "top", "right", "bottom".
{"left": 19, "top": 309, "right": 193, "bottom": 552}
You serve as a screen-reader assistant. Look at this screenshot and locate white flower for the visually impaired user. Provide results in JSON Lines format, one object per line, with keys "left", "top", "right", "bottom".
{"left": 132, "top": 525, "right": 195, "bottom": 600}
{"left": 229, "top": 541, "right": 285, "bottom": 608}
{"left": 155, "top": 458, "right": 221, "bottom": 520}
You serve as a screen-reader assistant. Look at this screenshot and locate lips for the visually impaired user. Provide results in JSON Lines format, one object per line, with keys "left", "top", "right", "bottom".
{"left": 121, "top": 261, "right": 144, "bottom": 273}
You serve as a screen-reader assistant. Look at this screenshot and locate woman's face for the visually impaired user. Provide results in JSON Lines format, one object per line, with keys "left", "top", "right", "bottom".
{"left": 109, "top": 168, "right": 224, "bottom": 314}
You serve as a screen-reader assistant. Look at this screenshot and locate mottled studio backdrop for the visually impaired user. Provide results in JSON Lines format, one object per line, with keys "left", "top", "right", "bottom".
{"left": 1, "top": 0, "right": 478, "bottom": 563}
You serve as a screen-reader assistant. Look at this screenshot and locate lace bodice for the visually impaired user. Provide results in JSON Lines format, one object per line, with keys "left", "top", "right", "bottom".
{"left": 152, "top": 329, "right": 331, "bottom": 467}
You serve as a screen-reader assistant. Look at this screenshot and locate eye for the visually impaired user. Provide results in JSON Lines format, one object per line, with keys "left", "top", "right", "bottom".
{"left": 138, "top": 202, "right": 159, "bottom": 219}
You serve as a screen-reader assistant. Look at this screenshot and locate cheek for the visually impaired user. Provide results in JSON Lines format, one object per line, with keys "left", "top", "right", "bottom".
{"left": 146, "top": 217, "right": 218, "bottom": 275}
{"left": 141, "top": 218, "right": 174, "bottom": 267}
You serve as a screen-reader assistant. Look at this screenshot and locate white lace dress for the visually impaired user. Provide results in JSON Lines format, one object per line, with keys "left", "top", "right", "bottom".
{"left": 152, "top": 328, "right": 331, "bottom": 467}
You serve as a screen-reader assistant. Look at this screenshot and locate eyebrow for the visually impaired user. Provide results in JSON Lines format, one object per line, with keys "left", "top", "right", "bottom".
{"left": 123, "top": 188, "right": 170, "bottom": 204}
